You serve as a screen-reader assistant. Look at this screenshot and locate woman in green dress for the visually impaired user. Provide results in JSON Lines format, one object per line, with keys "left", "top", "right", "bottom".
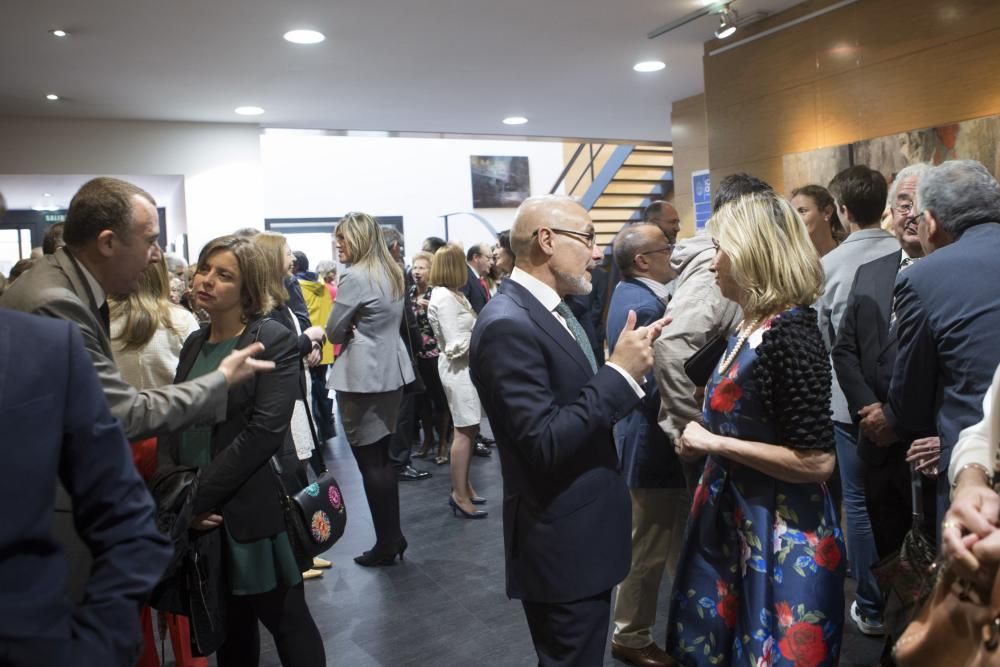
{"left": 160, "top": 235, "right": 325, "bottom": 666}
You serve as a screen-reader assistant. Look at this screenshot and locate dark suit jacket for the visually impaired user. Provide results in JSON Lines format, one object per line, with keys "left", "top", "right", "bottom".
{"left": 0, "top": 310, "right": 171, "bottom": 665}
{"left": 606, "top": 279, "right": 683, "bottom": 488}
{"left": 887, "top": 223, "right": 1000, "bottom": 470}
{"left": 832, "top": 250, "right": 903, "bottom": 464}
{"left": 469, "top": 278, "right": 639, "bottom": 603}
{"left": 160, "top": 316, "right": 300, "bottom": 541}
{"left": 460, "top": 265, "right": 489, "bottom": 314}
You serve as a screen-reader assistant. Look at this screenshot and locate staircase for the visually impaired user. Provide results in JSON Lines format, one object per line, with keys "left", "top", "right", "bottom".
{"left": 551, "top": 143, "right": 673, "bottom": 247}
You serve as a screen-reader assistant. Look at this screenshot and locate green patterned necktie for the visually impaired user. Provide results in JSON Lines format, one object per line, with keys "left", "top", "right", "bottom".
{"left": 555, "top": 301, "right": 598, "bottom": 373}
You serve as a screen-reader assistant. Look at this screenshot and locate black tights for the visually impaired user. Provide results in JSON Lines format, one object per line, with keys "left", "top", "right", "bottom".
{"left": 351, "top": 435, "right": 403, "bottom": 550}
{"left": 217, "top": 582, "right": 325, "bottom": 667}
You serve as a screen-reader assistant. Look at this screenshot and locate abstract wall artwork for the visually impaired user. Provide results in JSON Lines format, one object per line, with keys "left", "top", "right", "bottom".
{"left": 783, "top": 112, "right": 1000, "bottom": 191}
{"left": 470, "top": 155, "right": 530, "bottom": 208}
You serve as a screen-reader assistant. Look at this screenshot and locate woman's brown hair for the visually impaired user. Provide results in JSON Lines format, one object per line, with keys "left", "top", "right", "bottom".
{"left": 196, "top": 235, "right": 275, "bottom": 319}
{"left": 429, "top": 243, "right": 467, "bottom": 290}
{"left": 110, "top": 257, "right": 184, "bottom": 350}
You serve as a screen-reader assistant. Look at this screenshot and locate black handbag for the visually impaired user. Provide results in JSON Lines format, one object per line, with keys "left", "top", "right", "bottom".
{"left": 269, "top": 456, "right": 346, "bottom": 571}
{"left": 683, "top": 334, "right": 728, "bottom": 386}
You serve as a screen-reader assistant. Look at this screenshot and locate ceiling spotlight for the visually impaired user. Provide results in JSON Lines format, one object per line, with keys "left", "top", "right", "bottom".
{"left": 634, "top": 60, "right": 666, "bottom": 73}
{"left": 715, "top": 6, "right": 737, "bottom": 39}
{"left": 234, "top": 106, "right": 265, "bottom": 116}
{"left": 45, "top": 93, "right": 59, "bottom": 101}
{"left": 283, "top": 29, "right": 325, "bottom": 44}
{"left": 43, "top": 192, "right": 52, "bottom": 197}
{"left": 49, "top": 29, "right": 68, "bottom": 38}
{"left": 502, "top": 116, "right": 528, "bottom": 126}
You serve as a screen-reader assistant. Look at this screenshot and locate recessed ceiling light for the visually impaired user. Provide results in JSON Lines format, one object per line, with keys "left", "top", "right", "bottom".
{"left": 283, "top": 29, "right": 325, "bottom": 44}
{"left": 234, "top": 106, "right": 265, "bottom": 116}
{"left": 634, "top": 60, "right": 666, "bottom": 73}
{"left": 45, "top": 94, "right": 59, "bottom": 101}
{"left": 43, "top": 192, "right": 52, "bottom": 197}
{"left": 50, "top": 29, "right": 68, "bottom": 38}
{"left": 502, "top": 116, "right": 528, "bottom": 126}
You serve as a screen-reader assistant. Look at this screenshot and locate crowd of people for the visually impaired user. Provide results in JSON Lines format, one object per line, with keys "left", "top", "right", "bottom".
{"left": 0, "top": 156, "right": 999, "bottom": 667}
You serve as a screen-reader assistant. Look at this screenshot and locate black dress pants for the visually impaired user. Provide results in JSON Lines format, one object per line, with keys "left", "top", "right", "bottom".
{"left": 522, "top": 589, "right": 612, "bottom": 666}
{"left": 388, "top": 391, "right": 416, "bottom": 471}
{"left": 217, "top": 582, "right": 325, "bottom": 667}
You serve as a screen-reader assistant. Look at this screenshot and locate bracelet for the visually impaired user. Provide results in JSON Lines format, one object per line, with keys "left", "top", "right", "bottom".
{"left": 952, "top": 462, "right": 994, "bottom": 489}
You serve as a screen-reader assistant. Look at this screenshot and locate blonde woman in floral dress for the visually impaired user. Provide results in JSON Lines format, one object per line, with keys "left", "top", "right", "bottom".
{"left": 666, "top": 192, "right": 844, "bottom": 667}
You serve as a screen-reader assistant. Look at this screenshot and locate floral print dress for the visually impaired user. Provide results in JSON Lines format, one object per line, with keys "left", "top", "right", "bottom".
{"left": 666, "top": 309, "right": 845, "bottom": 667}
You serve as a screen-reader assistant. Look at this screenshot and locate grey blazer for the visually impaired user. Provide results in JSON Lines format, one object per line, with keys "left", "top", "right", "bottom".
{"left": 0, "top": 248, "right": 227, "bottom": 439}
{"left": 326, "top": 265, "right": 415, "bottom": 393}
{"left": 815, "top": 228, "right": 899, "bottom": 422}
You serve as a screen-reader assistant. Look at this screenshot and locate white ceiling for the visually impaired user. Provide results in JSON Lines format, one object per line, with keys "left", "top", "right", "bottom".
{"left": 1, "top": 0, "right": 803, "bottom": 143}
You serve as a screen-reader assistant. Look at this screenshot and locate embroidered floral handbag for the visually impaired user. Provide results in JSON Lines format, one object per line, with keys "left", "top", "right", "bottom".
{"left": 269, "top": 457, "right": 347, "bottom": 571}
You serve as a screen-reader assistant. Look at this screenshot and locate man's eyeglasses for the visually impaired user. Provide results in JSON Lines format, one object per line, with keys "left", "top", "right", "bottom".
{"left": 640, "top": 245, "right": 674, "bottom": 256}
{"left": 532, "top": 227, "right": 597, "bottom": 249}
{"left": 892, "top": 201, "right": 918, "bottom": 217}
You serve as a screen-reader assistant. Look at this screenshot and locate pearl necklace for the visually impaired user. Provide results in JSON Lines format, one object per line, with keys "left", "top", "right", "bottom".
{"left": 717, "top": 317, "right": 761, "bottom": 376}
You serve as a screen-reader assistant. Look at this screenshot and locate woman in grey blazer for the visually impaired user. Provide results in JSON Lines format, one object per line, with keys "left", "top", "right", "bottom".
{"left": 326, "top": 212, "right": 415, "bottom": 566}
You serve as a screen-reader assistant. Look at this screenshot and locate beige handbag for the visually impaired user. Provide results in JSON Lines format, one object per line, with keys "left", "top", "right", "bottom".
{"left": 894, "top": 562, "right": 1000, "bottom": 666}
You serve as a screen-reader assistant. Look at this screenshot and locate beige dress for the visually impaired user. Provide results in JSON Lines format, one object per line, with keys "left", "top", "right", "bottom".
{"left": 428, "top": 288, "right": 483, "bottom": 428}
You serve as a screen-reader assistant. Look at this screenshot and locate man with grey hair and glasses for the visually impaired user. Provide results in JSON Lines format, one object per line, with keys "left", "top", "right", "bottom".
{"left": 887, "top": 159, "right": 1000, "bottom": 528}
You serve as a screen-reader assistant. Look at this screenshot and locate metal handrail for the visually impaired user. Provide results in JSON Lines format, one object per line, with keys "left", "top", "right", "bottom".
{"left": 549, "top": 142, "right": 606, "bottom": 196}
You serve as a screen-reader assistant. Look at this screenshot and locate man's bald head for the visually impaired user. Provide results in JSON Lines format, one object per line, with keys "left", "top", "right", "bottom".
{"left": 510, "top": 195, "right": 589, "bottom": 260}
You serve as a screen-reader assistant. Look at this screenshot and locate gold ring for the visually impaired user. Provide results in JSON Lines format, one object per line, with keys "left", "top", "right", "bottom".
{"left": 942, "top": 521, "right": 959, "bottom": 530}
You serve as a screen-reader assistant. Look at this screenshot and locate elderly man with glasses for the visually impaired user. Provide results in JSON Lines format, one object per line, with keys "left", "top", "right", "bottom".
{"left": 470, "top": 195, "right": 668, "bottom": 666}
{"left": 886, "top": 160, "right": 1000, "bottom": 551}
{"left": 831, "top": 165, "right": 939, "bottom": 635}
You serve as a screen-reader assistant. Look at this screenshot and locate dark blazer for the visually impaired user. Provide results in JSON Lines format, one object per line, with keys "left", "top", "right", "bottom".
{"left": 160, "top": 316, "right": 300, "bottom": 541}
{"left": 887, "top": 222, "right": 1000, "bottom": 470}
{"left": 460, "top": 265, "right": 489, "bottom": 314}
{"left": 606, "top": 279, "right": 683, "bottom": 489}
{"left": 832, "top": 250, "right": 902, "bottom": 464}
{"left": 0, "top": 310, "right": 171, "bottom": 666}
{"left": 469, "top": 278, "right": 640, "bottom": 603}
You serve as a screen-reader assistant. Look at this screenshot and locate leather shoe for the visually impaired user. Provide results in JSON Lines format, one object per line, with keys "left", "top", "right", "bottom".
{"left": 474, "top": 442, "right": 491, "bottom": 457}
{"left": 611, "top": 640, "right": 675, "bottom": 667}
{"left": 398, "top": 465, "right": 432, "bottom": 481}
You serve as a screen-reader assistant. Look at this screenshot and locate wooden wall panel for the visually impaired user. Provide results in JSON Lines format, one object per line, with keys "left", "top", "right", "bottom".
{"left": 670, "top": 94, "right": 709, "bottom": 240}
{"left": 700, "top": 0, "right": 1000, "bottom": 194}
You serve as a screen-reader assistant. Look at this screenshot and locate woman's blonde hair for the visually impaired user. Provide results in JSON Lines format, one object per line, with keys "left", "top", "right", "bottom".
{"left": 708, "top": 192, "right": 824, "bottom": 320}
{"left": 196, "top": 235, "right": 275, "bottom": 319}
{"left": 336, "top": 212, "right": 404, "bottom": 299}
{"left": 430, "top": 243, "right": 467, "bottom": 290}
{"left": 412, "top": 251, "right": 434, "bottom": 267}
{"left": 253, "top": 231, "right": 290, "bottom": 308}
{"left": 110, "top": 256, "right": 183, "bottom": 350}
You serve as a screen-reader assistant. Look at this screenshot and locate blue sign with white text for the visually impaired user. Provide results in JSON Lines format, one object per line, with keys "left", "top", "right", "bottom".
{"left": 692, "top": 170, "right": 711, "bottom": 231}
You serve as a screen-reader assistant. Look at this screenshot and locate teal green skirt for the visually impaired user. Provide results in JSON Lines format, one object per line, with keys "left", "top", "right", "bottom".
{"left": 226, "top": 525, "right": 303, "bottom": 595}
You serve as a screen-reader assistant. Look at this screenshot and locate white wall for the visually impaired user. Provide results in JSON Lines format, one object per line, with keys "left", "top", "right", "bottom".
{"left": 261, "top": 133, "right": 566, "bottom": 264}
{"left": 0, "top": 117, "right": 262, "bottom": 259}
{"left": 0, "top": 118, "right": 569, "bottom": 265}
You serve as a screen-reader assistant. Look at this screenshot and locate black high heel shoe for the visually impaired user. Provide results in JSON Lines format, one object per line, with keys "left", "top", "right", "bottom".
{"left": 448, "top": 495, "right": 487, "bottom": 519}
{"left": 470, "top": 495, "right": 487, "bottom": 505}
{"left": 354, "top": 537, "right": 407, "bottom": 567}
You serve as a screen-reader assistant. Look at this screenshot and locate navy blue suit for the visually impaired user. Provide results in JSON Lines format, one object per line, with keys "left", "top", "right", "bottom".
{"left": 887, "top": 222, "right": 1000, "bottom": 507}
{"left": 459, "top": 265, "right": 489, "bottom": 314}
{"left": 0, "top": 310, "right": 171, "bottom": 666}
{"left": 606, "top": 279, "right": 682, "bottom": 489}
{"left": 470, "top": 278, "right": 639, "bottom": 665}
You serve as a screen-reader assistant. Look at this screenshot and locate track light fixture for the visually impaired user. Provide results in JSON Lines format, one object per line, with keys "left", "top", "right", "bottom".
{"left": 648, "top": 1, "right": 746, "bottom": 41}
{"left": 715, "top": 5, "right": 738, "bottom": 39}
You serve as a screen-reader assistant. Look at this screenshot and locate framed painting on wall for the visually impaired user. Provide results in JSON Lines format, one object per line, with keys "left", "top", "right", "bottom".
{"left": 470, "top": 155, "right": 530, "bottom": 208}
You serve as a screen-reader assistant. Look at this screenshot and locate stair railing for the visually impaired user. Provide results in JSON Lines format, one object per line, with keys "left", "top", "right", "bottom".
{"left": 549, "top": 142, "right": 607, "bottom": 197}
